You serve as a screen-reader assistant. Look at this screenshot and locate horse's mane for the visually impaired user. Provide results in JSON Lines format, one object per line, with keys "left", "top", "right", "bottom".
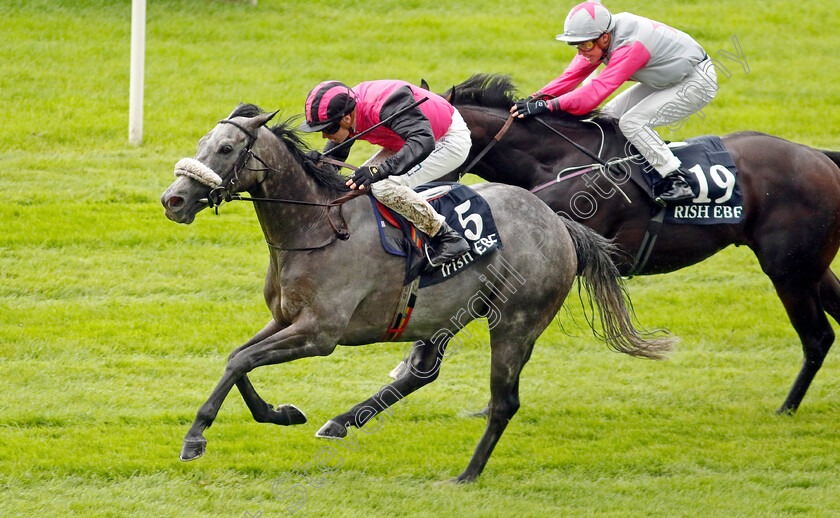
{"left": 229, "top": 103, "right": 350, "bottom": 194}
{"left": 445, "top": 73, "right": 608, "bottom": 124}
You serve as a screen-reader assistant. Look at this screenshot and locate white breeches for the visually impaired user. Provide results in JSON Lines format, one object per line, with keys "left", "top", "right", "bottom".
{"left": 602, "top": 58, "right": 718, "bottom": 177}
{"left": 367, "top": 109, "right": 471, "bottom": 236}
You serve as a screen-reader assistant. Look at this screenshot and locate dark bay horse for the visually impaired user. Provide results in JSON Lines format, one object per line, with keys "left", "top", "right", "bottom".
{"left": 160, "top": 104, "right": 673, "bottom": 483}
{"left": 445, "top": 74, "right": 840, "bottom": 414}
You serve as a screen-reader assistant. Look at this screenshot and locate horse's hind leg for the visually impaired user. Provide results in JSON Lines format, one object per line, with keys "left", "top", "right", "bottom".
{"left": 819, "top": 269, "right": 840, "bottom": 324}
{"left": 316, "top": 338, "right": 448, "bottom": 438}
{"left": 770, "top": 277, "right": 835, "bottom": 413}
{"left": 452, "top": 335, "right": 535, "bottom": 483}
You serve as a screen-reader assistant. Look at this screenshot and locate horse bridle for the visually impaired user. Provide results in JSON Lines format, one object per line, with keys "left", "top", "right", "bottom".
{"left": 203, "top": 118, "right": 363, "bottom": 250}
{"left": 205, "top": 119, "right": 258, "bottom": 207}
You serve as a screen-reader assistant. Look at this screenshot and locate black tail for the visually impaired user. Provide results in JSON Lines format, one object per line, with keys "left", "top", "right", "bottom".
{"left": 561, "top": 217, "right": 675, "bottom": 360}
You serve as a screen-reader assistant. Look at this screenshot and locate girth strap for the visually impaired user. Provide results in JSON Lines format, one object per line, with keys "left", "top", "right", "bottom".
{"left": 382, "top": 277, "right": 420, "bottom": 341}
{"left": 630, "top": 206, "right": 666, "bottom": 275}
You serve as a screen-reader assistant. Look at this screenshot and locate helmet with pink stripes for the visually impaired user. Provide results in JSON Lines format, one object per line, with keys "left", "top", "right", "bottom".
{"left": 556, "top": 2, "right": 614, "bottom": 44}
{"left": 300, "top": 81, "right": 357, "bottom": 133}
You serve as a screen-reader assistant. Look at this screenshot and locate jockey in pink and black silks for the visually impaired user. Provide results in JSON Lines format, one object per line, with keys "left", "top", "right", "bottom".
{"left": 300, "top": 80, "right": 471, "bottom": 265}
{"left": 512, "top": 1, "right": 718, "bottom": 205}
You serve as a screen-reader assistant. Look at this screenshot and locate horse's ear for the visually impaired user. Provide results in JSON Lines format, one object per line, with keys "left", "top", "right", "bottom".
{"left": 420, "top": 78, "right": 430, "bottom": 91}
{"left": 228, "top": 102, "right": 246, "bottom": 119}
{"left": 249, "top": 110, "right": 279, "bottom": 130}
{"left": 446, "top": 85, "right": 456, "bottom": 104}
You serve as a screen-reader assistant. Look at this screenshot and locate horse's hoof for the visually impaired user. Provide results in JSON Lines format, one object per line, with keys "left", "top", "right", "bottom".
{"left": 180, "top": 437, "right": 207, "bottom": 461}
{"left": 276, "top": 404, "right": 307, "bottom": 425}
{"left": 315, "top": 419, "right": 348, "bottom": 439}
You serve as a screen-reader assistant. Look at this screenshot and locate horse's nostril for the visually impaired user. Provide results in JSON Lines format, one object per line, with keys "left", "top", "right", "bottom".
{"left": 167, "top": 196, "right": 185, "bottom": 211}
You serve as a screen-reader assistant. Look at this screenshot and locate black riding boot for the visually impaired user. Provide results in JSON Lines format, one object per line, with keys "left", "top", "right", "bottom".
{"left": 428, "top": 222, "right": 470, "bottom": 265}
{"left": 655, "top": 169, "right": 694, "bottom": 204}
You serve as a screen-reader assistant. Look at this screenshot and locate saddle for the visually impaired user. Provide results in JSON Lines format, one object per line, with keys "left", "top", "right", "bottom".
{"left": 541, "top": 134, "right": 743, "bottom": 274}
{"left": 368, "top": 182, "right": 503, "bottom": 288}
{"left": 638, "top": 136, "right": 744, "bottom": 224}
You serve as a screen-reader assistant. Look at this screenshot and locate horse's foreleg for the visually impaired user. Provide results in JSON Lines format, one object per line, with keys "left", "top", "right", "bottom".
{"left": 235, "top": 375, "right": 307, "bottom": 426}
{"left": 316, "top": 338, "right": 447, "bottom": 438}
{"left": 181, "top": 323, "right": 336, "bottom": 461}
{"left": 227, "top": 319, "right": 307, "bottom": 426}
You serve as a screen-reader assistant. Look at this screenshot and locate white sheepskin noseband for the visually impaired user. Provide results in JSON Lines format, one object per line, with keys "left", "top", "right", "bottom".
{"left": 174, "top": 158, "right": 223, "bottom": 188}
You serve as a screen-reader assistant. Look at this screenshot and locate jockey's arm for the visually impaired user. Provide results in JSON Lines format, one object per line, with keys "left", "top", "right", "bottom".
{"left": 322, "top": 138, "right": 352, "bottom": 162}
{"left": 376, "top": 86, "right": 435, "bottom": 177}
{"left": 552, "top": 43, "right": 651, "bottom": 115}
{"left": 536, "top": 54, "right": 600, "bottom": 98}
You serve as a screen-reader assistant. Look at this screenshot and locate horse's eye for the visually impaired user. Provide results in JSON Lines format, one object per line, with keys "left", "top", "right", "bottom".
{"left": 220, "top": 144, "right": 234, "bottom": 154}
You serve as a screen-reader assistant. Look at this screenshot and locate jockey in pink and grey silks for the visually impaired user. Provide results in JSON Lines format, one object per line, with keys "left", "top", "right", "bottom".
{"left": 300, "top": 79, "right": 472, "bottom": 265}
{"left": 512, "top": 1, "right": 718, "bottom": 205}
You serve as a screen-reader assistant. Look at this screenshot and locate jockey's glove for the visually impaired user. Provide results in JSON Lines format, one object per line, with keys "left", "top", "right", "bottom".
{"left": 512, "top": 99, "right": 551, "bottom": 118}
{"left": 305, "top": 149, "right": 323, "bottom": 163}
{"left": 350, "top": 165, "right": 385, "bottom": 189}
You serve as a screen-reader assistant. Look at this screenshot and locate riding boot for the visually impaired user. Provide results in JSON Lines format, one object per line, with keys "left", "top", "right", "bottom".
{"left": 655, "top": 169, "right": 694, "bottom": 204}
{"left": 428, "top": 222, "right": 470, "bottom": 265}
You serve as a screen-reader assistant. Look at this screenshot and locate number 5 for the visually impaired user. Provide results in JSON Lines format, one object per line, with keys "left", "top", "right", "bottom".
{"left": 453, "top": 200, "right": 483, "bottom": 241}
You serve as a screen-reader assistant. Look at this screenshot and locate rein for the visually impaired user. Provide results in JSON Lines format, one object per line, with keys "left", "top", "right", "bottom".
{"left": 459, "top": 113, "right": 514, "bottom": 178}
{"left": 532, "top": 116, "right": 631, "bottom": 204}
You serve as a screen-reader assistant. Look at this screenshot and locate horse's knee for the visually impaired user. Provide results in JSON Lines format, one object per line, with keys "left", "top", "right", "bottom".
{"left": 618, "top": 116, "right": 644, "bottom": 136}
{"left": 228, "top": 346, "right": 243, "bottom": 362}
{"left": 404, "top": 340, "right": 444, "bottom": 382}
{"left": 490, "top": 393, "right": 520, "bottom": 419}
{"left": 407, "top": 358, "right": 441, "bottom": 382}
{"left": 225, "top": 354, "right": 252, "bottom": 376}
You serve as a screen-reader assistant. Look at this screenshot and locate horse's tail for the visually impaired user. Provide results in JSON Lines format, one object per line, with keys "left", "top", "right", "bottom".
{"left": 562, "top": 217, "right": 676, "bottom": 360}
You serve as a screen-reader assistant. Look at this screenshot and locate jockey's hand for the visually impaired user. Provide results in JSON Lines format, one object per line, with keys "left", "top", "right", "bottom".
{"left": 511, "top": 99, "right": 550, "bottom": 119}
{"left": 347, "top": 165, "right": 382, "bottom": 190}
{"left": 305, "top": 149, "right": 323, "bottom": 163}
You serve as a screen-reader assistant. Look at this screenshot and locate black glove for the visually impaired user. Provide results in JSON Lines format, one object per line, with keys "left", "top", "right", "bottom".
{"left": 513, "top": 99, "right": 551, "bottom": 118}
{"left": 349, "top": 165, "right": 384, "bottom": 189}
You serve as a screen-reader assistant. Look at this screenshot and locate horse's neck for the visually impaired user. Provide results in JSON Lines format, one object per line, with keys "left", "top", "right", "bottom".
{"left": 250, "top": 149, "right": 338, "bottom": 250}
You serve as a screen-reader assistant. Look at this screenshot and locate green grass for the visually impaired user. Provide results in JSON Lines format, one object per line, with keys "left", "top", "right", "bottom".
{"left": 3, "top": 0, "right": 840, "bottom": 516}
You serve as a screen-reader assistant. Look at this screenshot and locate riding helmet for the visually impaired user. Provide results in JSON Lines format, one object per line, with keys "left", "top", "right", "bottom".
{"left": 556, "top": 2, "right": 614, "bottom": 43}
{"left": 300, "top": 81, "right": 356, "bottom": 133}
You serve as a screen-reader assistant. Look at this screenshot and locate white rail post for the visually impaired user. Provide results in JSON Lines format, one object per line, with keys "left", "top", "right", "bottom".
{"left": 128, "top": 0, "right": 146, "bottom": 145}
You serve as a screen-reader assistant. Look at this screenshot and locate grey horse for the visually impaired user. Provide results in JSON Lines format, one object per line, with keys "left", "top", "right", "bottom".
{"left": 160, "top": 104, "right": 674, "bottom": 483}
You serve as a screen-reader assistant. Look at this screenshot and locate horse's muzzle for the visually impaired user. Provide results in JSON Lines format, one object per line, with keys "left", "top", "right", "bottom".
{"left": 161, "top": 177, "right": 208, "bottom": 224}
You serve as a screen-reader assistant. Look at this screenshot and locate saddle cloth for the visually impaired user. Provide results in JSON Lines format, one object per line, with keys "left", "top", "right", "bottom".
{"left": 641, "top": 135, "right": 744, "bottom": 225}
{"left": 368, "top": 182, "right": 503, "bottom": 288}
